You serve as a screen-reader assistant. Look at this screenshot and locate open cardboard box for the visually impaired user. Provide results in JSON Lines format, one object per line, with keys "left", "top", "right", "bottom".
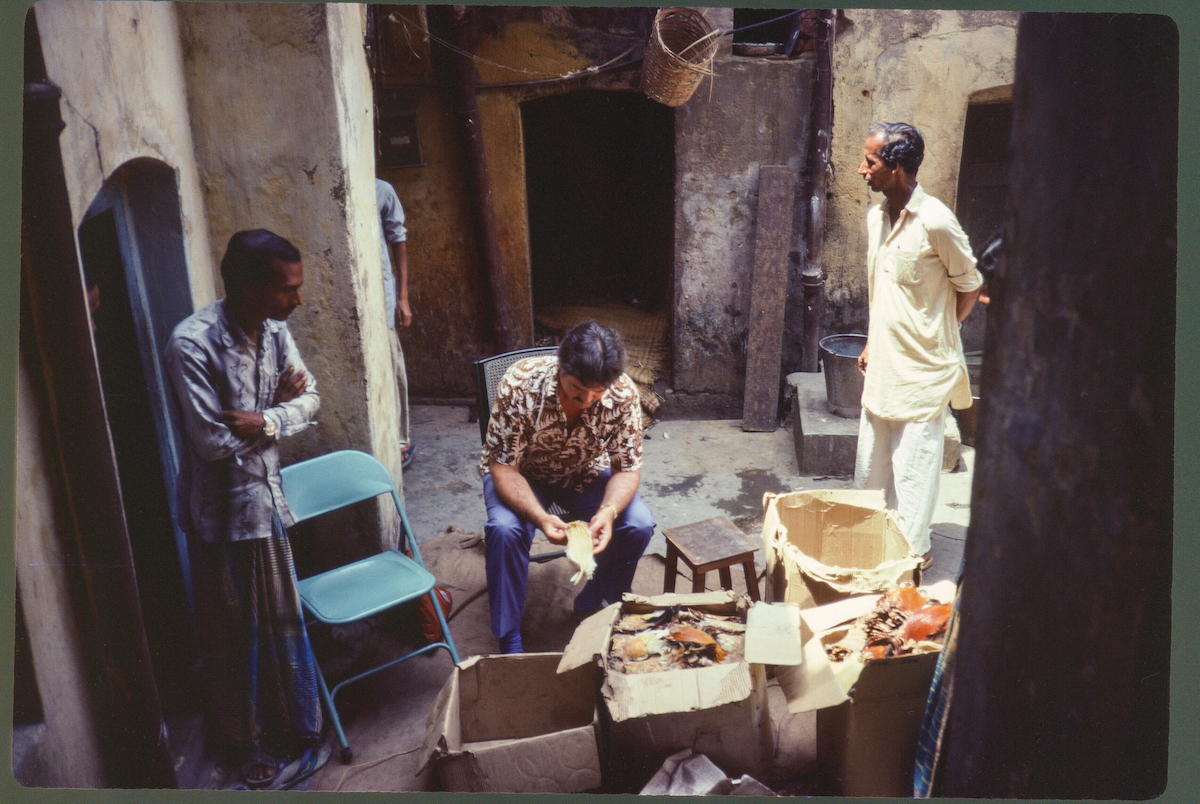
{"left": 774, "top": 581, "right": 956, "bottom": 797}
{"left": 762, "top": 489, "right": 922, "bottom": 609}
{"left": 419, "top": 652, "right": 602, "bottom": 793}
{"left": 558, "top": 591, "right": 804, "bottom": 789}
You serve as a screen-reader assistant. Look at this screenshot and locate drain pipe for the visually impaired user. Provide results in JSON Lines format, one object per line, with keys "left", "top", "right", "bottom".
{"left": 450, "top": 4, "right": 518, "bottom": 351}
{"left": 800, "top": 9, "right": 835, "bottom": 372}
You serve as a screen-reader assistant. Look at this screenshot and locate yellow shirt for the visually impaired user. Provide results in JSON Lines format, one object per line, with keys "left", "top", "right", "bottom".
{"left": 862, "top": 184, "right": 982, "bottom": 421}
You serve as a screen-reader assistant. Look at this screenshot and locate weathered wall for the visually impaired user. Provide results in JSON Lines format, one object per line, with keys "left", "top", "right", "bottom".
{"left": 823, "top": 9, "right": 1019, "bottom": 336}
{"left": 14, "top": 356, "right": 108, "bottom": 788}
{"left": 379, "top": 6, "right": 815, "bottom": 412}
{"left": 34, "top": 0, "right": 218, "bottom": 306}
{"left": 377, "top": 6, "right": 493, "bottom": 395}
{"left": 672, "top": 8, "right": 814, "bottom": 415}
{"left": 177, "top": 2, "right": 403, "bottom": 548}
{"left": 378, "top": 6, "right": 652, "bottom": 397}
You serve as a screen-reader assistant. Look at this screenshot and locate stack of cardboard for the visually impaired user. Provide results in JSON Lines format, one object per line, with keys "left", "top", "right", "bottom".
{"left": 560, "top": 591, "right": 804, "bottom": 791}
{"left": 760, "top": 489, "right": 952, "bottom": 797}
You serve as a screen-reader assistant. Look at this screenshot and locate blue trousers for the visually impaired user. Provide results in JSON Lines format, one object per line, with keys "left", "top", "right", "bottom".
{"left": 483, "top": 469, "right": 655, "bottom": 637}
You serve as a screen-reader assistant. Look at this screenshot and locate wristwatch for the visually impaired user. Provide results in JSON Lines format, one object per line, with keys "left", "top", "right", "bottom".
{"left": 262, "top": 415, "right": 277, "bottom": 438}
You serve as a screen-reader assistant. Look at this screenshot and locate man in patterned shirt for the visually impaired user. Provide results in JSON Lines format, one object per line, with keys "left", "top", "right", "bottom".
{"left": 481, "top": 321, "right": 655, "bottom": 653}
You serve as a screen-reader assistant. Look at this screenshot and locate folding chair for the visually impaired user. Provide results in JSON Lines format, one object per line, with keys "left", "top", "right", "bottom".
{"left": 281, "top": 450, "right": 460, "bottom": 764}
{"left": 473, "top": 346, "right": 567, "bottom": 563}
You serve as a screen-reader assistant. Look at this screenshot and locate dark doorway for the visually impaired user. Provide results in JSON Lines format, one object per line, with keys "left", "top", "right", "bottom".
{"left": 955, "top": 97, "right": 1013, "bottom": 352}
{"left": 78, "top": 160, "right": 196, "bottom": 700}
{"left": 522, "top": 89, "right": 674, "bottom": 315}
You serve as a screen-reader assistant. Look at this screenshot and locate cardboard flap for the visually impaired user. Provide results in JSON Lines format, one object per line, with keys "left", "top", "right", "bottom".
{"left": 558, "top": 603, "right": 622, "bottom": 673}
{"left": 800, "top": 594, "right": 878, "bottom": 634}
{"left": 442, "top": 724, "right": 601, "bottom": 794}
{"left": 418, "top": 659, "right": 464, "bottom": 773}
{"left": 605, "top": 662, "right": 752, "bottom": 722}
{"left": 744, "top": 602, "right": 803, "bottom": 666}
{"left": 776, "top": 622, "right": 851, "bottom": 714}
{"left": 623, "top": 590, "right": 741, "bottom": 609}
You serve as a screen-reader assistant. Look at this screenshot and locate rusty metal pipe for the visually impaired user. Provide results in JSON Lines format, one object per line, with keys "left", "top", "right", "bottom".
{"left": 800, "top": 10, "right": 835, "bottom": 372}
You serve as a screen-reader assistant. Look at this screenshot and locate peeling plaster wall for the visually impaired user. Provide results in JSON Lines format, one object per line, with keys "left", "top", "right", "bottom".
{"left": 378, "top": 7, "right": 652, "bottom": 396}
{"left": 823, "top": 9, "right": 1019, "bottom": 336}
{"left": 34, "top": 0, "right": 218, "bottom": 306}
{"left": 672, "top": 7, "right": 814, "bottom": 415}
{"left": 377, "top": 6, "right": 814, "bottom": 409}
{"left": 177, "top": 2, "right": 403, "bottom": 552}
{"left": 14, "top": 356, "right": 108, "bottom": 788}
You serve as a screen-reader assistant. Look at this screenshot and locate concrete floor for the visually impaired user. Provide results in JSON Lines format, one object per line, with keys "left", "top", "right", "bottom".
{"left": 293, "top": 405, "right": 973, "bottom": 793}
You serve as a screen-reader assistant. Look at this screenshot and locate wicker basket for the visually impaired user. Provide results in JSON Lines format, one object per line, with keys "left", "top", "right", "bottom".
{"left": 641, "top": 8, "right": 720, "bottom": 107}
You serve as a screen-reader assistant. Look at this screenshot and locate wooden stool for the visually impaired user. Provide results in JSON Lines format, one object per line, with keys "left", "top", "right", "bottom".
{"left": 662, "top": 516, "right": 760, "bottom": 601}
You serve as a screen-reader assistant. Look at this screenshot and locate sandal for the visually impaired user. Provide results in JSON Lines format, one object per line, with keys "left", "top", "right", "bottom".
{"left": 401, "top": 443, "right": 415, "bottom": 469}
{"left": 240, "top": 754, "right": 284, "bottom": 789}
{"left": 279, "top": 742, "right": 332, "bottom": 790}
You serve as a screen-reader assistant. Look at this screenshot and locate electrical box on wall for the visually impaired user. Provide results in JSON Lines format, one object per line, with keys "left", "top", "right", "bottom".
{"left": 377, "top": 87, "right": 423, "bottom": 169}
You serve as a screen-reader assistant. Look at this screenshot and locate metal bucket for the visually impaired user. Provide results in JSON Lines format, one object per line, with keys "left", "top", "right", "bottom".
{"left": 819, "top": 334, "right": 867, "bottom": 418}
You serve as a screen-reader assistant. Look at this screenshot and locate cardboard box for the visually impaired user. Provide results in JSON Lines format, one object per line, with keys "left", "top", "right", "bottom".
{"left": 816, "top": 651, "right": 939, "bottom": 797}
{"left": 761, "top": 489, "right": 921, "bottom": 608}
{"left": 419, "top": 652, "right": 602, "bottom": 793}
{"left": 558, "top": 591, "right": 804, "bottom": 789}
{"left": 773, "top": 583, "right": 954, "bottom": 797}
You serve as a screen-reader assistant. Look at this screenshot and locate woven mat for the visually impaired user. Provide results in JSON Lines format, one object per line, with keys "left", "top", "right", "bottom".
{"left": 535, "top": 304, "right": 670, "bottom": 419}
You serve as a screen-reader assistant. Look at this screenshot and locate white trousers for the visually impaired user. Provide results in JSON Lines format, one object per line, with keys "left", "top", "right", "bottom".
{"left": 388, "top": 327, "right": 410, "bottom": 447}
{"left": 853, "top": 407, "right": 945, "bottom": 555}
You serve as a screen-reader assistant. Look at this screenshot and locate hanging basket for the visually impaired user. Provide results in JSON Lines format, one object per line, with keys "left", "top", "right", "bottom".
{"left": 641, "top": 8, "right": 720, "bottom": 108}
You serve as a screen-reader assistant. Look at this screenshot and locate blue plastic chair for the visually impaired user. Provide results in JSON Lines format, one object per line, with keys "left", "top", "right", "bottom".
{"left": 281, "top": 450, "right": 460, "bottom": 764}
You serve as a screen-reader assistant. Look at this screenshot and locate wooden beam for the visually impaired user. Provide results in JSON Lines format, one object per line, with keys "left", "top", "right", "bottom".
{"left": 742, "top": 166, "right": 796, "bottom": 431}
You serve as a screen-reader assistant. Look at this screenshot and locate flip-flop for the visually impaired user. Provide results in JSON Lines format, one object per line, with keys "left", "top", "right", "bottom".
{"left": 263, "top": 745, "right": 319, "bottom": 791}
{"left": 401, "top": 443, "right": 414, "bottom": 469}
{"left": 279, "top": 741, "right": 333, "bottom": 790}
{"left": 240, "top": 754, "right": 285, "bottom": 789}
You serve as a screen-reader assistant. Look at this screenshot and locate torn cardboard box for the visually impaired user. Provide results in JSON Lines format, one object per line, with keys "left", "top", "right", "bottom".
{"left": 774, "top": 581, "right": 956, "bottom": 797}
{"left": 558, "top": 591, "right": 803, "bottom": 789}
{"left": 761, "top": 489, "right": 922, "bottom": 608}
{"left": 419, "top": 652, "right": 601, "bottom": 793}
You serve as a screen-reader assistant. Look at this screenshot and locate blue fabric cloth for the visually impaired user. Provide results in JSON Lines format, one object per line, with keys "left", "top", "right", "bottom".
{"left": 912, "top": 581, "right": 963, "bottom": 797}
{"left": 483, "top": 468, "right": 655, "bottom": 637}
{"left": 375, "top": 179, "right": 408, "bottom": 328}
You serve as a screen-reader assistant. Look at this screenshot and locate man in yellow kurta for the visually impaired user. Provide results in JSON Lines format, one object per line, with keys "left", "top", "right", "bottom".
{"left": 854, "top": 123, "right": 982, "bottom": 564}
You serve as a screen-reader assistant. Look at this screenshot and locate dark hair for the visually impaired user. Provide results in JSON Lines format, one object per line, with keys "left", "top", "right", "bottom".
{"left": 220, "top": 229, "right": 301, "bottom": 298}
{"left": 976, "top": 229, "right": 1003, "bottom": 287}
{"left": 557, "top": 320, "right": 626, "bottom": 388}
{"left": 869, "top": 122, "right": 925, "bottom": 175}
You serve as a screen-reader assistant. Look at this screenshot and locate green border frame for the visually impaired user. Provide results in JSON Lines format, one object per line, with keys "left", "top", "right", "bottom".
{"left": 0, "top": 1, "right": 1194, "bottom": 803}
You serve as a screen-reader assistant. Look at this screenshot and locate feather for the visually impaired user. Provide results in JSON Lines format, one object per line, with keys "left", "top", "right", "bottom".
{"left": 565, "top": 520, "right": 596, "bottom": 584}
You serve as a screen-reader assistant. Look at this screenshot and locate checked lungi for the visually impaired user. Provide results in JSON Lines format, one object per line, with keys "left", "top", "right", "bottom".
{"left": 190, "top": 514, "right": 322, "bottom": 759}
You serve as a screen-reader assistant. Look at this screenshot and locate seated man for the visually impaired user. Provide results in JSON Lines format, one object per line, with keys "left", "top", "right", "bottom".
{"left": 481, "top": 321, "right": 655, "bottom": 653}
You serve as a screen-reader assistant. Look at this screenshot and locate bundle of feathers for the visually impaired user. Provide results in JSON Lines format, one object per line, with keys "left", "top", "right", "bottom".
{"left": 824, "top": 583, "right": 952, "bottom": 663}
{"left": 606, "top": 606, "right": 746, "bottom": 675}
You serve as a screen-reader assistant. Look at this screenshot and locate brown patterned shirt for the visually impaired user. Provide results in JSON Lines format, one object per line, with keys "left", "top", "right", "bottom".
{"left": 480, "top": 355, "right": 643, "bottom": 492}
